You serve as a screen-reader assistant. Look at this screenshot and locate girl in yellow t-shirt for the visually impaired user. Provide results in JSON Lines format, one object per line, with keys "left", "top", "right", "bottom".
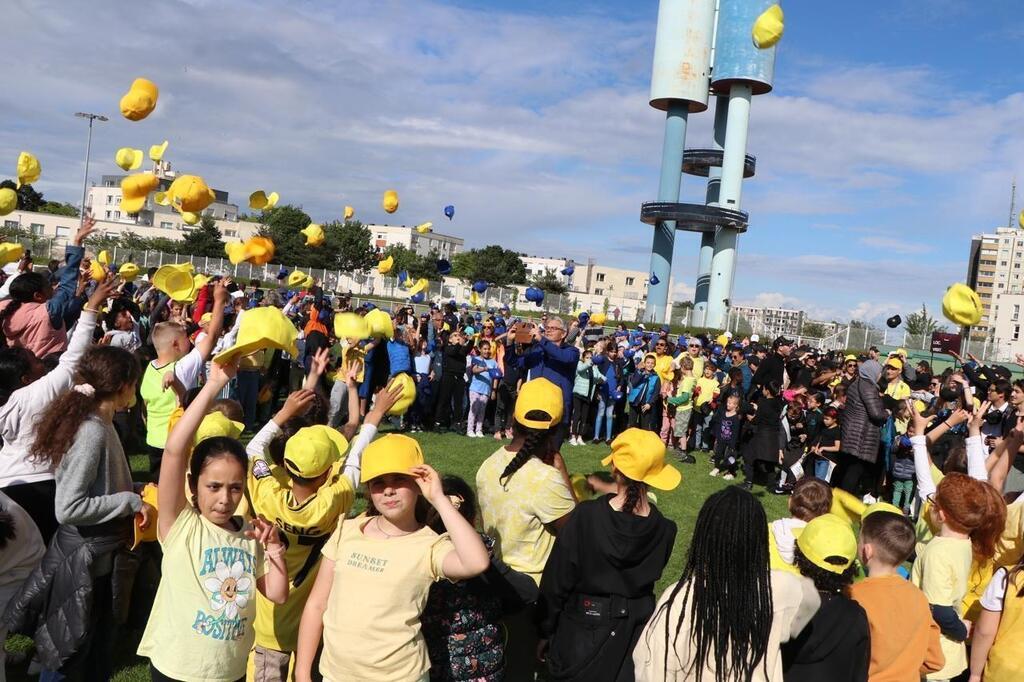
{"left": 138, "top": 358, "right": 289, "bottom": 682}
{"left": 294, "top": 434, "right": 489, "bottom": 682}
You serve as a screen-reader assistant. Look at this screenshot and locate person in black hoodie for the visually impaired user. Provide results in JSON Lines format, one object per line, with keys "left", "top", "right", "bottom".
{"left": 782, "top": 514, "right": 870, "bottom": 682}
{"left": 537, "top": 428, "right": 679, "bottom": 681}
{"left": 433, "top": 328, "right": 474, "bottom": 431}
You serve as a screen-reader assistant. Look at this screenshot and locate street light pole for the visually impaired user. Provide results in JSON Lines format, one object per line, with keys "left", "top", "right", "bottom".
{"left": 74, "top": 112, "right": 108, "bottom": 226}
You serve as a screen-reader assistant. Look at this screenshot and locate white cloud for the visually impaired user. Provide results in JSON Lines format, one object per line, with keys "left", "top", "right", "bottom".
{"left": 858, "top": 236, "right": 933, "bottom": 254}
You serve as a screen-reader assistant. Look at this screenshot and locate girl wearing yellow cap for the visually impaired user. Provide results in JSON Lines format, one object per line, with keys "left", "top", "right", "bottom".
{"left": 294, "top": 434, "right": 489, "bottom": 682}
{"left": 137, "top": 358, "right": 289, "bottom": 682}
{"left": 537, "top": 428, "right": 678, "bottom": 681}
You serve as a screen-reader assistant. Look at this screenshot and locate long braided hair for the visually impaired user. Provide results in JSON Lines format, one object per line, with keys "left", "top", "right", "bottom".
{"left": 499, "top": 410, "right": 554, "bottom": 486}
{"left": 649, "top": 486, "right": 773, "bottom": 682}
{"left": 620, "top": 474, "right": 645, "bottom": 514}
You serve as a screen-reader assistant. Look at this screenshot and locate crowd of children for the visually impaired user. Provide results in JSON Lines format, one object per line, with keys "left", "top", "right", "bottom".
{"left": 0, "top": 233, "right": 1022, "bottom": 681}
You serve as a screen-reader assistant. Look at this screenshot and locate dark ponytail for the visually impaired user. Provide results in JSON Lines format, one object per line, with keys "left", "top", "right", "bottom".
{"left": 0, "top": 272, "right": 49, "bottom": 343}
{"left": 621, "top": 478, "right": 645, "bottom": 515}
{"left": 0, "top": 347, "right": 36, "bottom": 408}
{"left": 499, "top": 410, "right": 554, "bottom": 486}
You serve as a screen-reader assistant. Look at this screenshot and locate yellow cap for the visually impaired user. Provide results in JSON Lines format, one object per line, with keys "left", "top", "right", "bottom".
{"left": 181, "top": 211, "right": 200, "bottom": 226}
{"left": 302, "top": 223, "right": 325, "bottom": 247}
{"left": 132, "top": 482, "right": 160, "bottom": 549}
{"left": 193, "top": 273, "right": 210, "bottom": 290}
{"left": 416, "top": 222, "right": 432, "bottom": 234}
{"left": 119, "top": 77, "right": 159, "bottom": 121}
{"left": 120, "top": 172, "right": 160, "bottom": 214}
{"left": 364, "top": 308, "right": 394, "bottom": 339}
{"left": 377, "top": 255, "right": 394, "bottom": 274}
{"left": 118, "top": 262, "right": 140, "bottom": 282}
{"left": 115, "top": 147, "right": 143, "bottom": 171}
{"left": 287, "top": 270, "right": 308, "bottom": 287}
{"left": 152, "top": 263, "right": 196, "bottom": 302}
{"left": 469, "top": 291, "right": 481, "bottom": 306}
{"left": 514, "top": 378, "right": 563, "bottom": 429}
{"left": 0, "top": 242, "right": 24, "bottom": 265}
{"left": 213, "top": 306, "right": 299, "bottom": 364}
{"left": 385, "top": 373, "right": 416, "bottom": 416}
{"left": 797, "top": 514, "right": 857, "bottom": 574}
{"left": 16, "top": 151, "right": 41, "bottom": 188}
{"left": 885, "top": 358, "right": 903, "bottom": 371}
{"left": 752, "top": 3, "right": 784, "bottom": 49}
{"left": 942, "top": 283, "right": 983, "bottom": 326}
{"left": 225, "top": 237, "right": 276, "bottom": 266}
{"left": 844, "top": 354, "right": 857, "bottom": 361}
{"left": 829, "top": 487, "right": 865, "bottom": 525}
{"left": 97, "top": 250, "right": 110, "bottom": 266}
{"left": 344, "top": 205, "right": 355, "bottom": 220}
{"left": 153, "top": 191, "right": 170, "bottom": 206}
{"left": 601, "top": 427, "right": 681, "bottom": 491}
{"left": 0, "top": 188, "right": 17, "bottom": 217}
{"left": 249, "top": 190, "right": 279, "bottom": 210}
{"left": 716, "top": 333, "right": 728, "bottom": 346}
{"left": 199, "top": 312, "right": 213, "bottom": 325}
{"left": 862, "top": 501, "right": 904, "bottom": 521}
{"left": 89, "top": 260, "right": 106, "bottom": 282}
{"left": 360, "top": 433, "right": 424, "bottom": 483}
{"left": 166, "top": 174, "right": 214, "bottom": 213}
{"left": 408, "top": 278, "right": 428, "bottom": 296}
{"left": 334, "top": 312, "right": 370, "bottom": 340}
{"left": 591, "top": 312, "right": 607, "bottom": 326}
{"left": 382, "top": 189, "right": 399, "bottom": 213}
{"left": 284, "top": 425, "right": 348, "bottom": 478}
{"left": 149, "top": 140, "right": 168, "bottom": 162}
{"left": 195, "top": 411, "right": 244, "bottom": 444}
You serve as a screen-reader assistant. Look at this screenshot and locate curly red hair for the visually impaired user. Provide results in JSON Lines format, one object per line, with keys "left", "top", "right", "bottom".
{"left": 935, "top": 473, "right": 1007, "bottom": 560}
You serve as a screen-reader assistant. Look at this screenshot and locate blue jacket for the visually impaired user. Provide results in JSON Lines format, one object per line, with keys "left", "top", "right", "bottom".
{"left": 592, "top": 354, "right": 625, "bottom": 402}
{"left": 506, "top": 338, "right": 579, "bottom": 423}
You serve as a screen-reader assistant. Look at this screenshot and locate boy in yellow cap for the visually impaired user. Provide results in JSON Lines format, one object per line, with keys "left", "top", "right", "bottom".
{"left": 141, "top": 281, "right": 228, "bottom": 474}
{"left": 245, "top": 381, "right": 404, "bottom": 681}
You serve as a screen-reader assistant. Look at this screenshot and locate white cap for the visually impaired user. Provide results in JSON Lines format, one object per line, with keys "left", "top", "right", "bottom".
{"left": 725, "top": 331, "right": 733, "bottom": 339}
{"left": 750, "top": 333, "right": 760, "bottom": 342}
{"left": 637, "top": 323, "right": 646, "bottom": 330}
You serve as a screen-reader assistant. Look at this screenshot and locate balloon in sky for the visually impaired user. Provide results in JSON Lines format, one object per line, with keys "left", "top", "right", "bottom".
{"left": 649, "top": 272, "right": 660, "bottom": 286}
{"left": 472, "top": 280, "right": 488, "bottom": 294}
{"left": 444, "top": 205, "right": 455, "bottom": 220}
{"left": 561, "top": 264, "right": 575, "bottom": 276}
{"left": 437, "top": 259, "right": 452, "bottom": 275}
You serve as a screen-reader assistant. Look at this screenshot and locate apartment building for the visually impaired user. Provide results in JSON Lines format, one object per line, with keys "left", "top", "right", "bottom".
{"left": 731, "top": 304, "right": 806, "bottom": 337}
{"left": 966, "top": 226, "right": 1024, "bottom": 336}
{"left": 366, "top": 224, "right": 464, "bottom": 258}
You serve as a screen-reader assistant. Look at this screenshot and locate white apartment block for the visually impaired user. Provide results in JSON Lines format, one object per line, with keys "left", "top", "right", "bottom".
{"left": 367, "top": 224, "right": 464, "bottom": 258}
{"left": 520, "top": 254, "right": 573, "bottom": 285}
{"left": 991, "top": 291, "right": 1024, "bottom": 345}
{"left": 966, "top": 226, "right": 1024, "bottom": 336}
{"left": 731, "top": 304, "right": 806, "bottom": 337}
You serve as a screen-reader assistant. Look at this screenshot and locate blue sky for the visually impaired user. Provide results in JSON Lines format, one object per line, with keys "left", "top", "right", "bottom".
{"left": 2, "top": 0, "right": 1023, "bottom": 324}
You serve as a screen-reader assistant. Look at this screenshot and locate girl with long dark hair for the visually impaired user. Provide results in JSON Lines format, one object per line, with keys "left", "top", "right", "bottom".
{"left": 538, "top": 428, "right": 679, "bottom": 681}
{"left": 634, "top": 486, "right": 819, "bottom": 681}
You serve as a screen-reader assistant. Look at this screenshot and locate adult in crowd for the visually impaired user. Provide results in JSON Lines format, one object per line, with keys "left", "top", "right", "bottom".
{"left": 748, "top": 336, "right": 791, "bottom": 402}
{"left": 506, "top": 318, "right": 580, "bottom": 449}
{"left": 836, "top": 359, "right": 887, "bottom": 495}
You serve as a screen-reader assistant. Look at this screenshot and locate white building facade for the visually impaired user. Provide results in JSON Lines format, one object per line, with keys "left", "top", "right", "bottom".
{"left": 366, "top": 224, "right": 464, "bottom": 258}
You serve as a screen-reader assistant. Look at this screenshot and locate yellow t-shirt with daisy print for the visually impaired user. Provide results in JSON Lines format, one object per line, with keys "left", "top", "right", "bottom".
{"left": 138, "top": 506, "right": 266, "bottom": 682}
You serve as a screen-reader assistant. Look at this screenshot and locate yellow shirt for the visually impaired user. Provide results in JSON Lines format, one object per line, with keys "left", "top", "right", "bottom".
{"left": 318, "top": 515, "right": 453, "bottom": 682}
{"left": 138, "top": 507, "right": 266, "bottom": 682}
{"left": 249, "top": 456, "right": 354, "bottom": 652}
{"left": 695, "top": 376, "right": 719, "bottom": 407}
{"left": 912, "top": 536, "right": 972, "bottom": 680}
{"left": 675, "top": 376, "right": 697, "bottom": 409}
{"left": 654, "top": 354, "right": 674, "bottom": 383}
{"left": 476, "top": 447, "right": 574, "bottom": 584}
{"left": 885, "top": 380, "right": 911, "bottom": 401}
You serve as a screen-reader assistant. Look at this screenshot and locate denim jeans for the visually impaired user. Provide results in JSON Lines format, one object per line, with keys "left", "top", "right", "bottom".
{"left": 814, "top": 458, "right": 833, "bottom": 482}
{"left": 594, "top": 395, "right": 615, "bottom": 440}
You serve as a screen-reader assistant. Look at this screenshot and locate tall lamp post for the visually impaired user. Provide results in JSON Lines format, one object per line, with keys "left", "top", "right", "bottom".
{"left": 74, "top": 112, "right": 108, "bottom": 226}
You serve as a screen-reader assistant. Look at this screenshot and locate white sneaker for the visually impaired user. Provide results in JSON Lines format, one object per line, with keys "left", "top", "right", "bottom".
{"left": 467, "top": 431, "right": 475, "bottom": 438}
{"left": 709, "top": 468, "right": 720, "bottom": 477}
{"left": 476, "top": 430, "right": 484, "bottom": 438}
{"left": 571, "top": 436, "right": 580, "bottom": 446}
{"left": 722, "top": 473, "right": 734, "bottom": 480}
{"left": 862, "top": 493, "right": 877, "bottom": 505}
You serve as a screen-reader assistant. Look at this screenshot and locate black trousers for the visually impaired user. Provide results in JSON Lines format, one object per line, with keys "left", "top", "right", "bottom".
{"left": 495, "top": 383, "right": 518, "bottom": 432}
{"left": 434, "top": 374, "right": 466, "bottom": 429}
{"left": 2, "top": 479, "right": 58, "bottom": 545}
{"left": 570, "top": 395, "right": 593, "bottom": 437}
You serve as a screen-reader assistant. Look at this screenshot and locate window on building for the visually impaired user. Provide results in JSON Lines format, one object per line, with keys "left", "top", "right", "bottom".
{"left": 29, "top": 223, "right": 44, "bottom": 236}
{"left": 625, "top": 277, "right": 635, "bottom": 286}
{"left": 113, "top": 211, "right": 121, "bottom": 219}
{"left": 4, "top": 220, "right": 17, "bottom": 229}
{"left": 594, "top": 288, "right": 604, "bottom": 295}
{"left": 596, "top": 273, "right": 606, "bottom": 282}
{"left": 105, "top": 211, "right": 111, "bottom": 220}
{"left": 106, "top": 195, "right": 113, "bottom": 205}
{"left": 114, "top": 196, "right": 121, "bottom": 206}
{"left": 1014, "top": 305, "right": 1020, "bottom": 321}
{"left": 55, "top": 226, "right": 71, "bottom": 239}
{"left": 1015, "top": 325, "right": 1021, "bottom": 341}
{"left": 1001, "top": 261, "right": 1008, "bottom": 266}
{"left": 160, "top": 221, "right": 173, "bottom": 229}
{"left": 224, "top": 229, "right": 237, "bottom": 237}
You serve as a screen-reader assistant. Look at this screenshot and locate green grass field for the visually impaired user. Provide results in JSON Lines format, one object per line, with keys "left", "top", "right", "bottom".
{"left": 5, "top": 432, "right": 791, "bottom": 682}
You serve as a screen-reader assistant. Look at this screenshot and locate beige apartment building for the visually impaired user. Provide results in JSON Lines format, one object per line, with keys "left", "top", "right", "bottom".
{"left": 966, "top": 226, "right": 1024, "bottom": 337}
{"left": 366, "top": 224, "right": 464, "bottom": 258}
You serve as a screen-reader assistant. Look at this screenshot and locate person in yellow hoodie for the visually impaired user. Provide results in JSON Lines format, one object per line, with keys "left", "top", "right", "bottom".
{"left": 245, "top": 381, "right": 403, "bottom": 681}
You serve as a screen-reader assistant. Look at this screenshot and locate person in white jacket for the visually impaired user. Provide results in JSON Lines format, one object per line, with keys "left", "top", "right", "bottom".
{"left": 0, "top": 278, "right": 116, "bottom": 544}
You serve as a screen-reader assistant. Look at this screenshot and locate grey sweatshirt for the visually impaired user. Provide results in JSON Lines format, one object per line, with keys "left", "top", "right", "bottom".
{"left": 54, "top": 415, "right": 140, "bottom": 527}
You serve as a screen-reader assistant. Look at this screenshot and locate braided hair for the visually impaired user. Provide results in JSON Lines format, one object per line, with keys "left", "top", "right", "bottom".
{"left": 620, "top": 476, "right": 645, "bottom": 515}
{"left": 499, "top": 410, "right": 554, "bottom": 486}
{"left": 649, "top": 486, "right": 773, "bottom": 682}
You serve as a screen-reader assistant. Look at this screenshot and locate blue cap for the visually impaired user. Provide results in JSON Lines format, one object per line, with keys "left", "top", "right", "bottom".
{"left": 474, "top": 312, "right": 482, "bottom": 320}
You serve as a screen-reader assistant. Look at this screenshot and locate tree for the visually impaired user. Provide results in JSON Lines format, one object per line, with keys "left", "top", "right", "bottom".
{"left": 905, "top": 304, "right": 944, "bottom": 336}
{"left": 181, "top": 215, "right": 226, "bottom": 258}
{"left": 381, "top": 244, "right": 438, "bottom": 281}
{"left": 672, "top": 300, "right": 694, "bottom": 324}
{"left": 529, "top": 268, "right": 568, "bottom": 295}
{"left": 0, "top": 180, "right": 44, "bottom": 212}
{"left": 450, "top": 245, "right": 527, "bottom": 287}
{"left": 39, "top": 201, "right": 79, "bottom": 217}
{"left": 258, "top": 205, "right": 314, "bottom": 265}
{"left": 801, "top": 321, "right": 828, "bottom": 338}
{"left": 327, "top": 220, "right": 377, "bottom": 273}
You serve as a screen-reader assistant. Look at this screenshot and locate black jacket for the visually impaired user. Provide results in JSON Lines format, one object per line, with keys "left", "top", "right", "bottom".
{"left": 3, "top": 520, "right": 133, "bottom": 670}
{"left": 782, "top": 592, "right": 870, "bottom": 682}
{"left": 749, "top": 352, "right": 786, "bottom": 400}
{"left": 841, "top": 376, "right": 888, "bottom": 463}
{"left": 537, "top": 496, "right": 676, "bottom": 681}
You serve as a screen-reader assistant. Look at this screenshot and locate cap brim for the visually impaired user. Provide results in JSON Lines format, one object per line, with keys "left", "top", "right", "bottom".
{"left": 601, "top": 454, "right": 613, "bottom": 467}
{"left": 212, "top": 340, "right": 267, "bottom": 365}
{"left": 642, "top": 462, "right": 682, "bottom": 491}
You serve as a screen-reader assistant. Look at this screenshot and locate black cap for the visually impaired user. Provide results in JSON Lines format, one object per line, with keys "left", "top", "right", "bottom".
{"left": 773, "top": 336, "right": 794, "bottom": 349}
{"left": 886, "top": 315, "right": 902, "bottom": 329}
{"left": 992, "top": 365, "right": 1012, "bottom": 380}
